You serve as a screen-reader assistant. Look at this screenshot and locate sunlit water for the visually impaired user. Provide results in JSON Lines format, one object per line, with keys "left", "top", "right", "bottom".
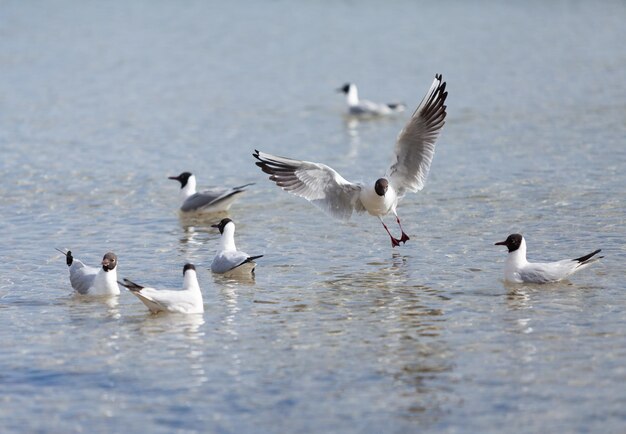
{"left": 1, "top": 1, "right": 625, "bottom": 433}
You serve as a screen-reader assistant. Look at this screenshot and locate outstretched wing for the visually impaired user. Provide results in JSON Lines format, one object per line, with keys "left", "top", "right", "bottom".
{"left": 387, "top": 74, "right": 448, "bottom": 197}
{"left": 253, "top": 150, "right": 364, "bottom": 221}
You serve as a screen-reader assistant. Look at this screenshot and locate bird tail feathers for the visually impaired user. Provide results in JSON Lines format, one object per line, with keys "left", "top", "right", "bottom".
{"left": 117, "top": 278, "right": 144, "bottom": 292}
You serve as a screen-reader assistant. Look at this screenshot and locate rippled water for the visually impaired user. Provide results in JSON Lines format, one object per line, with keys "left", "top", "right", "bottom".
{"left": 1, "top": 1, "right": 626, "bottom": 433}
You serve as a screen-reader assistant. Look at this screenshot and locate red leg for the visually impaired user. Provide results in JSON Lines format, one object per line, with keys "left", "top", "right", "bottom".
{"left": 396, "top": 216, "right": 410, "bottom": 244}
{"left": 380, "top": 219, "right": 401, "bottom": 247}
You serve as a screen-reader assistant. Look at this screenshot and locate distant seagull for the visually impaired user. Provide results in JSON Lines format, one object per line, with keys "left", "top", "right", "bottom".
{"left": 337, "top": 82, "right": 406, "bottom": 116}
{"left": 255, "top": 74, "right": 448, "bottom": 247}
{"left": 495, "top": 234, "right": 603, "bottom": 283}
{"left": 55, "top": 248, "right": 120, "bottom": 296}
{"left": 168, "top": 172, "right": 253, "bottom": 213}
{"left": 118, "top": 263, "right": 204, "bottom": 314}
{"left": 211, "top": 218, "right": 263, "bottom": 275}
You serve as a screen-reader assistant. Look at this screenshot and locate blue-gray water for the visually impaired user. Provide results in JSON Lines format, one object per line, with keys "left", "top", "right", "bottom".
{"left": 1, "top": 1, "right": 625, "bottom": 433}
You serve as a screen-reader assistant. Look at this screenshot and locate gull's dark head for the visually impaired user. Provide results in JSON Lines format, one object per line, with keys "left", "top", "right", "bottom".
{"left": 374, "top": 178, "right": 389, "bottom": 197}
{"left": 101, "top": 252, "right": 118, "bottom": 272}
{"left": 337, "top": 83, "right": 352, "bottom": 94}
{"left": 168, "top": 172, "right": 193, "bottom": 188}
{"left": 183, "top": 263, "right": 196, "bottom": 275}
{"left": 495, "top": 234, "right": 523, "bottom": 253}
{"left": 211, "top": 218, "right": 234, "bottom": 235}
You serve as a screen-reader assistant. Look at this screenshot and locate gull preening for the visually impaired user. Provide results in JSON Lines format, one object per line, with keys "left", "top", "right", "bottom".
{"left": 211, "top": 218, "right": 263, "bottom": 275}
{"left": 55, "top": 248, "right": 120, "bottom": 296}
{"left": 495, "top": 234, "right": 603, "bottom": 283}
{"left": 168, "top": 171, "right": 253, "bottom": 213}
{"left": 337, "top": 82, "right": 406, "bottom": 116}
{"left": 255, "top": 74, "right": 448, "bottom": 247}
{"left": 118, "top": 263, "right": 204, "bottom": 314}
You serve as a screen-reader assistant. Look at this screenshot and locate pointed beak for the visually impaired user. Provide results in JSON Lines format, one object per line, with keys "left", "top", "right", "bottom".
{"left": 494, "top": 241, "right": 507, "bottom": 246}
{"left": 211, "top": 223, "right": 220, "bottom": 228}
{"left": 168, "top": 176, "right": 179, "bottom": 181}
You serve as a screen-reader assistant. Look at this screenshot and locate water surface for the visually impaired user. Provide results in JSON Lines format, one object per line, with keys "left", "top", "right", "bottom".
{"left": 1, "top": 1, "right": 625, "bottom": 433}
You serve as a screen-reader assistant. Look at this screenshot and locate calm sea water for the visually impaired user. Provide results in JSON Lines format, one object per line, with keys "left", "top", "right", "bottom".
{"left": 1, "top": 1, "right": 625, "bottom": 433}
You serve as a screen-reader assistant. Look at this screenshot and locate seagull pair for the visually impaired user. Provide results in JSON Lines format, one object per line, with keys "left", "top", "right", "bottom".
{"left": 56, "top": 249, "right": 203, "bottom": 314}
{"left": 337, "top": 83, "right": 406, "bottom": 116}
{"left": 495, "top": 234, "right": 603, "bottom": 283}
{"left": 256, "top": 74, "right": 448, "bottom": 247}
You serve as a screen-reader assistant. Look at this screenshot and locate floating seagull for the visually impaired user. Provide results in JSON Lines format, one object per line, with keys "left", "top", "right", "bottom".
{"left": 55, "top": 248, "right": 120, "bottom": 296}
{"left": 118, "top": 263, "right": 204, "bottom": 314}
{"left": 168, "top": 172, "right": 253, "bottom": 213}
{"left": 255, "top": 74, "right": 447, "bottom": 247}
{"left": 337, "top": 82, "right": 406, "bottom": 116}
{"left": 211, "top": 218, "right": 263, "bottom": 275}
{"left": 495, "top": 234, "right": 603, "bottom": 283}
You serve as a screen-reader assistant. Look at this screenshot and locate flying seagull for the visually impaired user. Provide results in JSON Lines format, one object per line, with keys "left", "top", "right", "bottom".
{"left": 255, "top": 74, "right": 447, "bottom": 247}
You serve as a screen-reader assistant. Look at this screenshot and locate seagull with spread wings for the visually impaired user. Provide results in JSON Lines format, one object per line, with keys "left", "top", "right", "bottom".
{"left": 254, "top": 74, "right": 448, "bottom": 247}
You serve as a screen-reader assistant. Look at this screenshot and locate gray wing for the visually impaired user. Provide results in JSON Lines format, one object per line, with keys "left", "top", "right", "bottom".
{"left": 211, "top": 251, "right": 257, "bottom": 274}
{"left": 69, "top": 260, "right": 98, "bottom": 294}
{"left": 387, "top": 74, "right": 448, "bottom": 197}
{"left": 519, "top": 267, "right": 556, "bottom": 284}
{"left": 181, "top": 184, "right": 252, "bottom": 212}
{"left": 519, "top": 261, "right": 576, "bottom": 283}
{"left": 253, "top": 150, "right": 364, "bottom": 221}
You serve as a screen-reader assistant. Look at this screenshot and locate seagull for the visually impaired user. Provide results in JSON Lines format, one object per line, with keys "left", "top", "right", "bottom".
{"left": 495, "top": 234, "right": 604, "bottom": 283}
{"left": 337, "top": 83, "right": 406, "bottom": 116}
{"left": 118, "top": 263, "right": 204, "bottom": 314}
{"left": 255, "top": 74, "right": 448, "bottom": 247}
{"left": 55, "top": 248, "right": 120, "bottom": 296}
{"left": 168, "top": 172, "right": 253, "bottom": 213}
{"left": 210, "top": 218, "right": 263, "bottom": 274}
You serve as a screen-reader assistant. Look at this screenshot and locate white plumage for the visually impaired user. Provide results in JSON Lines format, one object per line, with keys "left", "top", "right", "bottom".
{"left": 119, "top": 264, "right": 204, "bottom": 314}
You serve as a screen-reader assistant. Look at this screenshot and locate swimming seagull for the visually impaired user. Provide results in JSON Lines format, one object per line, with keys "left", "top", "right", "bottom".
{"left": 118, "top": 263, "right": 204, "bottom": 314}
{"left": 255, "top": 74, "right": 448, "bottom": 247}
{"left": 495, "top": 234, "right": 603, "bottom": 283}
{"left": 168, "top": 172, "right": 253, "bottom": 213}
{"left": 337, "top": 83, "right": 406, "bottom": 116}
{"left": 210, "top": 218, "right": 263, "bottom": 274}
{"left": 55, "top": 248, "right": 120, "bottom": 296}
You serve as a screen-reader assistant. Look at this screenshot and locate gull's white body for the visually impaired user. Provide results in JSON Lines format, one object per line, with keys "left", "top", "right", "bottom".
{"left": 211, "top": 220, "right": 261, "bottom": 275}
{"left": 342, "top": 83, "right": 405, "bottom": 116}
{"left": 124, "top": 269, "right": 204, "bottom": 314}
{"left": 502, "top": 237, "right": 602, "bottom": 283}
{"left": 62, "top": 254, "right": 120, "bottom": 296}
{"left": 359, "top": 183, "right": 398, "bottom": 217}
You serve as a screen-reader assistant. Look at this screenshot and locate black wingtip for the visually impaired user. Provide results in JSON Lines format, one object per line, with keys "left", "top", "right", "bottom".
{"left": 574, "top": 249, "right": 602, "bottom": 263}
{"left": 121, "top": 278, "right": 144, "bottom": 292}
{"left": 55, "top": 248, "right": 73, "bottom": 266}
